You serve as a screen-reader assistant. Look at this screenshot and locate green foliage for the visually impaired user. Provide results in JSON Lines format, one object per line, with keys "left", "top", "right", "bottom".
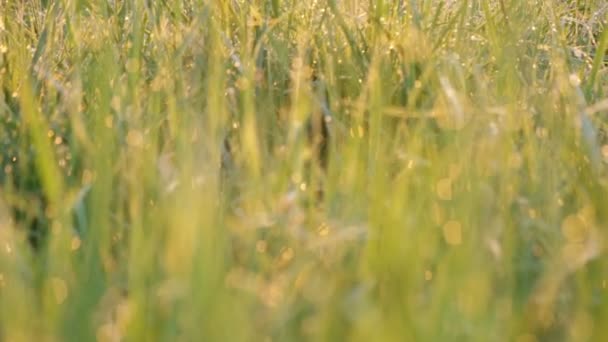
{"left": 1, "top": 0, "right": 608, "bottom": 341}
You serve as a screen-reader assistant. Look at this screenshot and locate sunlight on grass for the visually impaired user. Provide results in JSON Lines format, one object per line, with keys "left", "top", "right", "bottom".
{"left": 1, "top": 0, "right": 608, "bottom": 340}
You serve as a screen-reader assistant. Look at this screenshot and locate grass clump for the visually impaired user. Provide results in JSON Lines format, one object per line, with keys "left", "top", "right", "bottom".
{"left": 1, "top": 0, "right": 608, "bottom": 341}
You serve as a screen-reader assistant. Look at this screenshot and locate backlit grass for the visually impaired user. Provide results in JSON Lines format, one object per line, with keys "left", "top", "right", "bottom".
{"left": 1, "top": 0, "right": 608, "bottom": 341}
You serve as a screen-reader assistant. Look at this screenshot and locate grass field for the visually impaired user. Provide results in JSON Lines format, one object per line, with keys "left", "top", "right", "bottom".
{"left": 1, "top": 0, "right": 608, "bottom": 341}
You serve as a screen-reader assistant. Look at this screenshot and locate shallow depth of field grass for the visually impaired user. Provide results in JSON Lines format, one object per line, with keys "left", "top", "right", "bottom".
{"left": 1, "top": 0, "right": 608, "bottom": 340}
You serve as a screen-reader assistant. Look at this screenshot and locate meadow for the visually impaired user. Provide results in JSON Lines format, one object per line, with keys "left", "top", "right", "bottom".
{"left": 1, "top": 0, "right": 608, "bottom": 340}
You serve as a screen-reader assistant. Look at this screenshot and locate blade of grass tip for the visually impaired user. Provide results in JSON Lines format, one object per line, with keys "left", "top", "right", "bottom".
{"left": 18, "top": 78, "right": 63, "bottom": 207}
{"left": 409, "top": 0, "right": 422, "bottom": 28}
{"left": 206, "top": 14, "right": 229, "bottom": 159}
{"left": 432, "top": 1, "right": 466, "bottom": 52}
{"left": 19, "top": 77, "right": 73, "bottom": 308}
{"left": 480, "top": 0, "right": 500, "bottom": 52}
{"left": 30, "top": 27, "right": 48, "bottom": 77}
{"left": 30, "top": 2, "right": 59, "bottom": 93}
{"left": 355, "top": 24, "right": 370, "bottom": 60}
{"left": 326, "top": 0, "right": 368, "bottom": 71}
{"left": 429, "top": 0, "right": 444, "bottom": 31}
{"left": 586, "top": 19, "right": 608, "bottom": 97}
{"left": 571, "top": 80, "right": 604, "bottom": 174}
{"left": 498, "top": 0, "right": 511, "bottom": 31}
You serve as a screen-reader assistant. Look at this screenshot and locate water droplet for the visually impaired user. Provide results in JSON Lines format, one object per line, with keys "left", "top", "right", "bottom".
{"left": 443, "top": 221, "right": 462, "bottom": 246}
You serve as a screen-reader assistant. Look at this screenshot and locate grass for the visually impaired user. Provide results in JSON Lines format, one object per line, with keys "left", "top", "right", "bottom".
{"left": 1, "top": 0, "right": 608, "bottom": 341}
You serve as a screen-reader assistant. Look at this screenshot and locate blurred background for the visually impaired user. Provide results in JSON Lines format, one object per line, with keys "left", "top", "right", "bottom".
{"left": 1, "top": 0, "right": 608, "bottom": 341}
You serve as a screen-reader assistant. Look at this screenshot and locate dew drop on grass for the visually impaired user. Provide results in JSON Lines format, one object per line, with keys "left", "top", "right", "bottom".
{"left": 561, "top": 214, "right": 589, "bottom": 243}
{"left": 443, "top": 221, "right": 462, "bottom": 246}
{"left": 126, "top": 130, "right": 144, "bottom": 147}
{"left": 104, "top": 116, "right": 114, "bottom": 129}
{"left": 281, "top": 247, "right": 294, "bottom": 262}
{"left": 569, "top": 74, "right": 581, "bottom": 86}
{"left": 317, "top": 223, "right": 330, "bottom": 237}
